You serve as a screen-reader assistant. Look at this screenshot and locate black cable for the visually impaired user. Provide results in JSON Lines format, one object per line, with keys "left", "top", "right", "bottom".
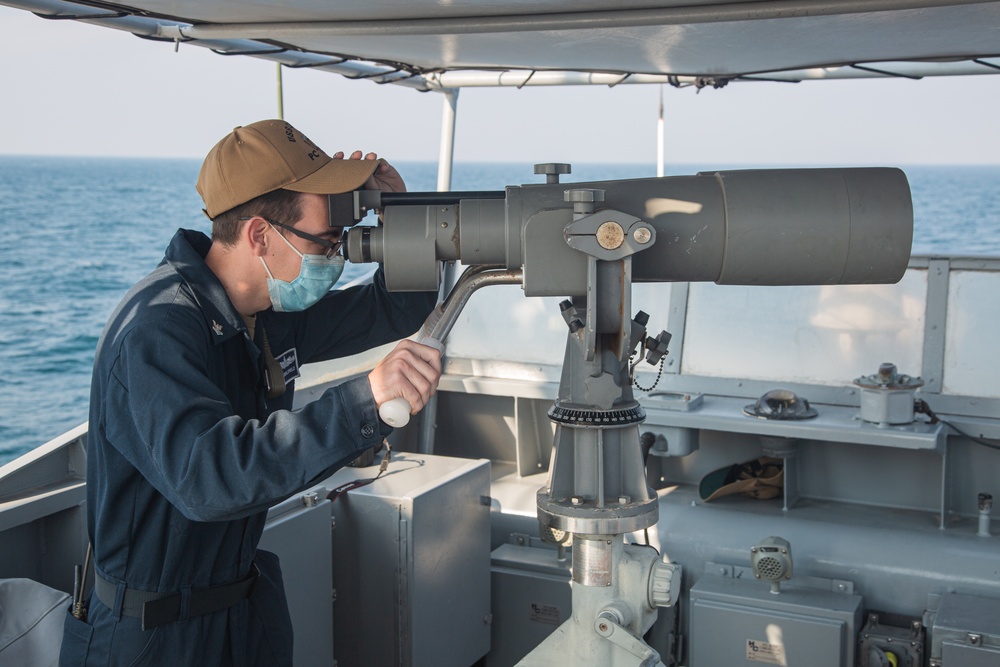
{"left": 211, "top": 46, "right": 287, "bottom": 56}
{"left": 283, "top": 58, "right": 350, "bottom": 69}
{"left": 938, "top": 417, "right": 1000, "bottom": 452}
{"left": 516, "top": 70, "right": 537, "bottom": 90}
{"left": 850, "top": 64, "right": 923, "bottom": 80}
{"left": 915, "top": 399, "right": 1000, "bottom": 452}
{"left": 34, "top": 10, "right": 128, "bottom": 19}
{"left": 327, "top": 441, "right": 393, "bottom": 502}
{"left": 974, "top": 58, "right": 1000, "bottom": 72}
{"left": 327, "top": 473, "right": 383, "bottom": 503}
{"left": 608, "top": 73, "right": 633, "bottom": 88}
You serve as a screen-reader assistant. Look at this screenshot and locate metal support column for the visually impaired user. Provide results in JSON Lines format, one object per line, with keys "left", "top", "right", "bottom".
{"left": 436, "top": 88, "right": 460, "bottom": 192}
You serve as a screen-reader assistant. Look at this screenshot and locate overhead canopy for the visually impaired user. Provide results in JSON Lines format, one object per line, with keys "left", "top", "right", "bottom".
{"left": 5, "top": 0, "right": 1000, "bottom": 90}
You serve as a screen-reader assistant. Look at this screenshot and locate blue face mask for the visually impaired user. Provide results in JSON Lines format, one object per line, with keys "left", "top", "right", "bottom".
{"left": 261, "top": 226, "right": 345, "bottom": 312}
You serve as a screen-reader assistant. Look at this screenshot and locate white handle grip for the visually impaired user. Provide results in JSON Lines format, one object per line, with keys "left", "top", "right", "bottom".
{"left": 379, "top": 397, "right": 413, "bottom": 428}
{"left": 377, "top": 337, "right": 443, "bottom": 428}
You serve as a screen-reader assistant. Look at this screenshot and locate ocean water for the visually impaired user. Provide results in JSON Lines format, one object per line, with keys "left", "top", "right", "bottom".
{"left": 0, "top": 156, "right": 998, "bottom": 466}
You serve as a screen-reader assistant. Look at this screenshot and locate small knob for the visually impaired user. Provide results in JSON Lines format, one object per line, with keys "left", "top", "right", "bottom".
{"left": 645, "top": 330, "right": 672, "bottom": 365}
{"left": 877, "top": 362, "right": 899, "bottom": 385}
{"left": 565, "top": 189, "right": 605, "bottom": 216}
{"left": 564, "top": 189, "right": 605, "bottom": 203}
{"left": 534, "top": 163, "right": 572, "bottom": 184}
{"left": 980, "top": 493, "right": 994, "bottom": 511}
{"left": 648, "top": 561, "right": 681, "bottom": 608}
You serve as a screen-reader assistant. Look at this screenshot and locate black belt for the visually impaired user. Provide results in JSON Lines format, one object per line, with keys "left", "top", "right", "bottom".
{"left": 94, "top": 564, "right": 259, "bottom": 630}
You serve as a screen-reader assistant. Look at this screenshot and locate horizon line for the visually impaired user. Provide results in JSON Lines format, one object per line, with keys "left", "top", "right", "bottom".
{"left": 2, "top": 153, "right": 999, "bottom": 168}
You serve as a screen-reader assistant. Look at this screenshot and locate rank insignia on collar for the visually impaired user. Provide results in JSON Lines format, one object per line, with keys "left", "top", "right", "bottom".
{"left": 212, "top": 320, "right": 224, "bottom": 336}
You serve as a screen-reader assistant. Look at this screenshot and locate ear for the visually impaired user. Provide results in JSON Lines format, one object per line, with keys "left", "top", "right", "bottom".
{"left": 243, "top": 216, "right": 271, "bottom": 257}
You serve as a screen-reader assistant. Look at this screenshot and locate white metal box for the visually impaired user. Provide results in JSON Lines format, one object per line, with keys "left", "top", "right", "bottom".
{"left": 323, "top": 453, "right": 492, "bottom": 667}
{"left": 930, "top": 592, "right": 1000, "bottom": 666}
{"left": 689, "top": 575, "right": 863, "bottom": 667}
{"left": 260, "top": 489, "right": 334, "bottom": 667}
{"left": 489, "top": 543, "right": 572, "bottom": 667}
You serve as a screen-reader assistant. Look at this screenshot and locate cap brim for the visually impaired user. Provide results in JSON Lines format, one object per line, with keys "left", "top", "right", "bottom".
{"left": 285, "top": 158, "right": 380, "bottom": 196}
{"left": 702, "top": 477, "right": 768, "bottom": 502}
{"left": 699, "top": 465, "right": 737, "bottom": 501}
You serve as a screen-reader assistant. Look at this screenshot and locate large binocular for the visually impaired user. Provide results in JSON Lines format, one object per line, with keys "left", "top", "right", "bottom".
{"left": 341, "top": 168, "right": 913, "bottom": 294}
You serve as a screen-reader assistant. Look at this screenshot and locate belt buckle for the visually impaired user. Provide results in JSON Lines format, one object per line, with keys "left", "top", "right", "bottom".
{"left": 140, "top": 594, "right": 179, "bottom": 631}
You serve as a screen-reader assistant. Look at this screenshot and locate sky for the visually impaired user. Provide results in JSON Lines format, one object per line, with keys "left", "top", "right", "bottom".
{"left": 2, "top": 5, "right": 1000, "bottom": 166}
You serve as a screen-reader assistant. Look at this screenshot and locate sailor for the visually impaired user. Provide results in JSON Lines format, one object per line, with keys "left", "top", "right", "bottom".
{"left": 60, "top": 120, "right": 441, "bottom": 666}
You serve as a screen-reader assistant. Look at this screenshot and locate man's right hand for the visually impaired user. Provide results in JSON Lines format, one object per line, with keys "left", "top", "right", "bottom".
{"left": 368, "top": 339, "right": 442, "bottom": 417}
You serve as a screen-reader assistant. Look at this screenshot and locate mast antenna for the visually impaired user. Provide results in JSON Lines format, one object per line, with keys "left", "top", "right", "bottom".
{"left": 657, "top": 85, "right": 665, "bottom": 177}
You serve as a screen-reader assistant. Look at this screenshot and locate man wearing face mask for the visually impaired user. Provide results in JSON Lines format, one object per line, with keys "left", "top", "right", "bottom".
{"left": 61, "top": 120, "right": 441, "bottom": 666}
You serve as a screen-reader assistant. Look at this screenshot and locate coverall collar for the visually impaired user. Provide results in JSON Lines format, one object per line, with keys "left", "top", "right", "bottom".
{"left": 164, "top": 229, "right": 246, "bottom": 346}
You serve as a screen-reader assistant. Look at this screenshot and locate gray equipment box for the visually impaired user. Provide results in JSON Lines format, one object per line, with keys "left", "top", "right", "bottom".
{"left": 930, "top": 592, "right": 1000, "bottom": 666}
{"left": 323, "top": 453, "right": 492, "bottom": 667}
{"left": 489, "top": 542, "right": 572, "bottom": 667}
{"left": 688, "top": 575, "right": 863, "bottom": 667}
{"left": 260, "top": 489, "right": 334, "bottom": 667}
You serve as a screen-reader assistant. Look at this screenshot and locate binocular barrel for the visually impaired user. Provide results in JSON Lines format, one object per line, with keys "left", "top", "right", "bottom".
{"left": 344, "top": 168, "right": 913, "bottom": 294}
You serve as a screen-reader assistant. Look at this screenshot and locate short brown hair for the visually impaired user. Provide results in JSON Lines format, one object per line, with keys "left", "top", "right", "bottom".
{"left": 211, "top": 189, "right": 304, "bottom": 245}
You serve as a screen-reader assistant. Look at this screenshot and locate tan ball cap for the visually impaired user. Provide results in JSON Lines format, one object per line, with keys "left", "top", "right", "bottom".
{"left": 197, "top": 119, "right": 380, "bottom": 219}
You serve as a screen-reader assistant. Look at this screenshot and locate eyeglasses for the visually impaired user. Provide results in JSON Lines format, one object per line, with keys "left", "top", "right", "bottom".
{"left": 241, "top": 217, "right": 343, "bottom": 259}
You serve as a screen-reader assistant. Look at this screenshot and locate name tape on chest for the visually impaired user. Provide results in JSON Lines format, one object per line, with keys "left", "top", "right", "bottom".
{"left": 275, "top": 347, "right": 301, "bottom": 387}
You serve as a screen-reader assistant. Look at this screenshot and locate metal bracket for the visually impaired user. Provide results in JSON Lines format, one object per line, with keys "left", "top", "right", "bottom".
{"left": 704, "top": 562, "right": 855, "bottom": 593}
{"left": 594, "top": 614, "right": 663, "bottom": 666}
{"left": 565, "top": 210, "right": 655, "bottom": 261}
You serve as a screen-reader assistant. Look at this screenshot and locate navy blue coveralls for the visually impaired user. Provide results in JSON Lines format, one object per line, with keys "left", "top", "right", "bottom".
{"left": 60, "top": 229, "right": 436, "bottom": 666}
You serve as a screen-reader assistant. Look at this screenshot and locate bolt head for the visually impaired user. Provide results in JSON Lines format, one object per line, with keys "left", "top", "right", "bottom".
{"left": 564, "top": 188, "right": 605, "bottom": 203}
{"left": 597, "top": 221, "right": 625, "bottom": 250}
{"left": 571, "top": 496, "right": 583, "bottom": 505}
{"left": 633, "top": 227, "right": 652, "bottom": 244}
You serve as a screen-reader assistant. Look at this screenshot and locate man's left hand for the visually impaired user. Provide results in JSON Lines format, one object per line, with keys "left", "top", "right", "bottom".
{"left": 332, "top": 150, "right": 406, "bottom": 193}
